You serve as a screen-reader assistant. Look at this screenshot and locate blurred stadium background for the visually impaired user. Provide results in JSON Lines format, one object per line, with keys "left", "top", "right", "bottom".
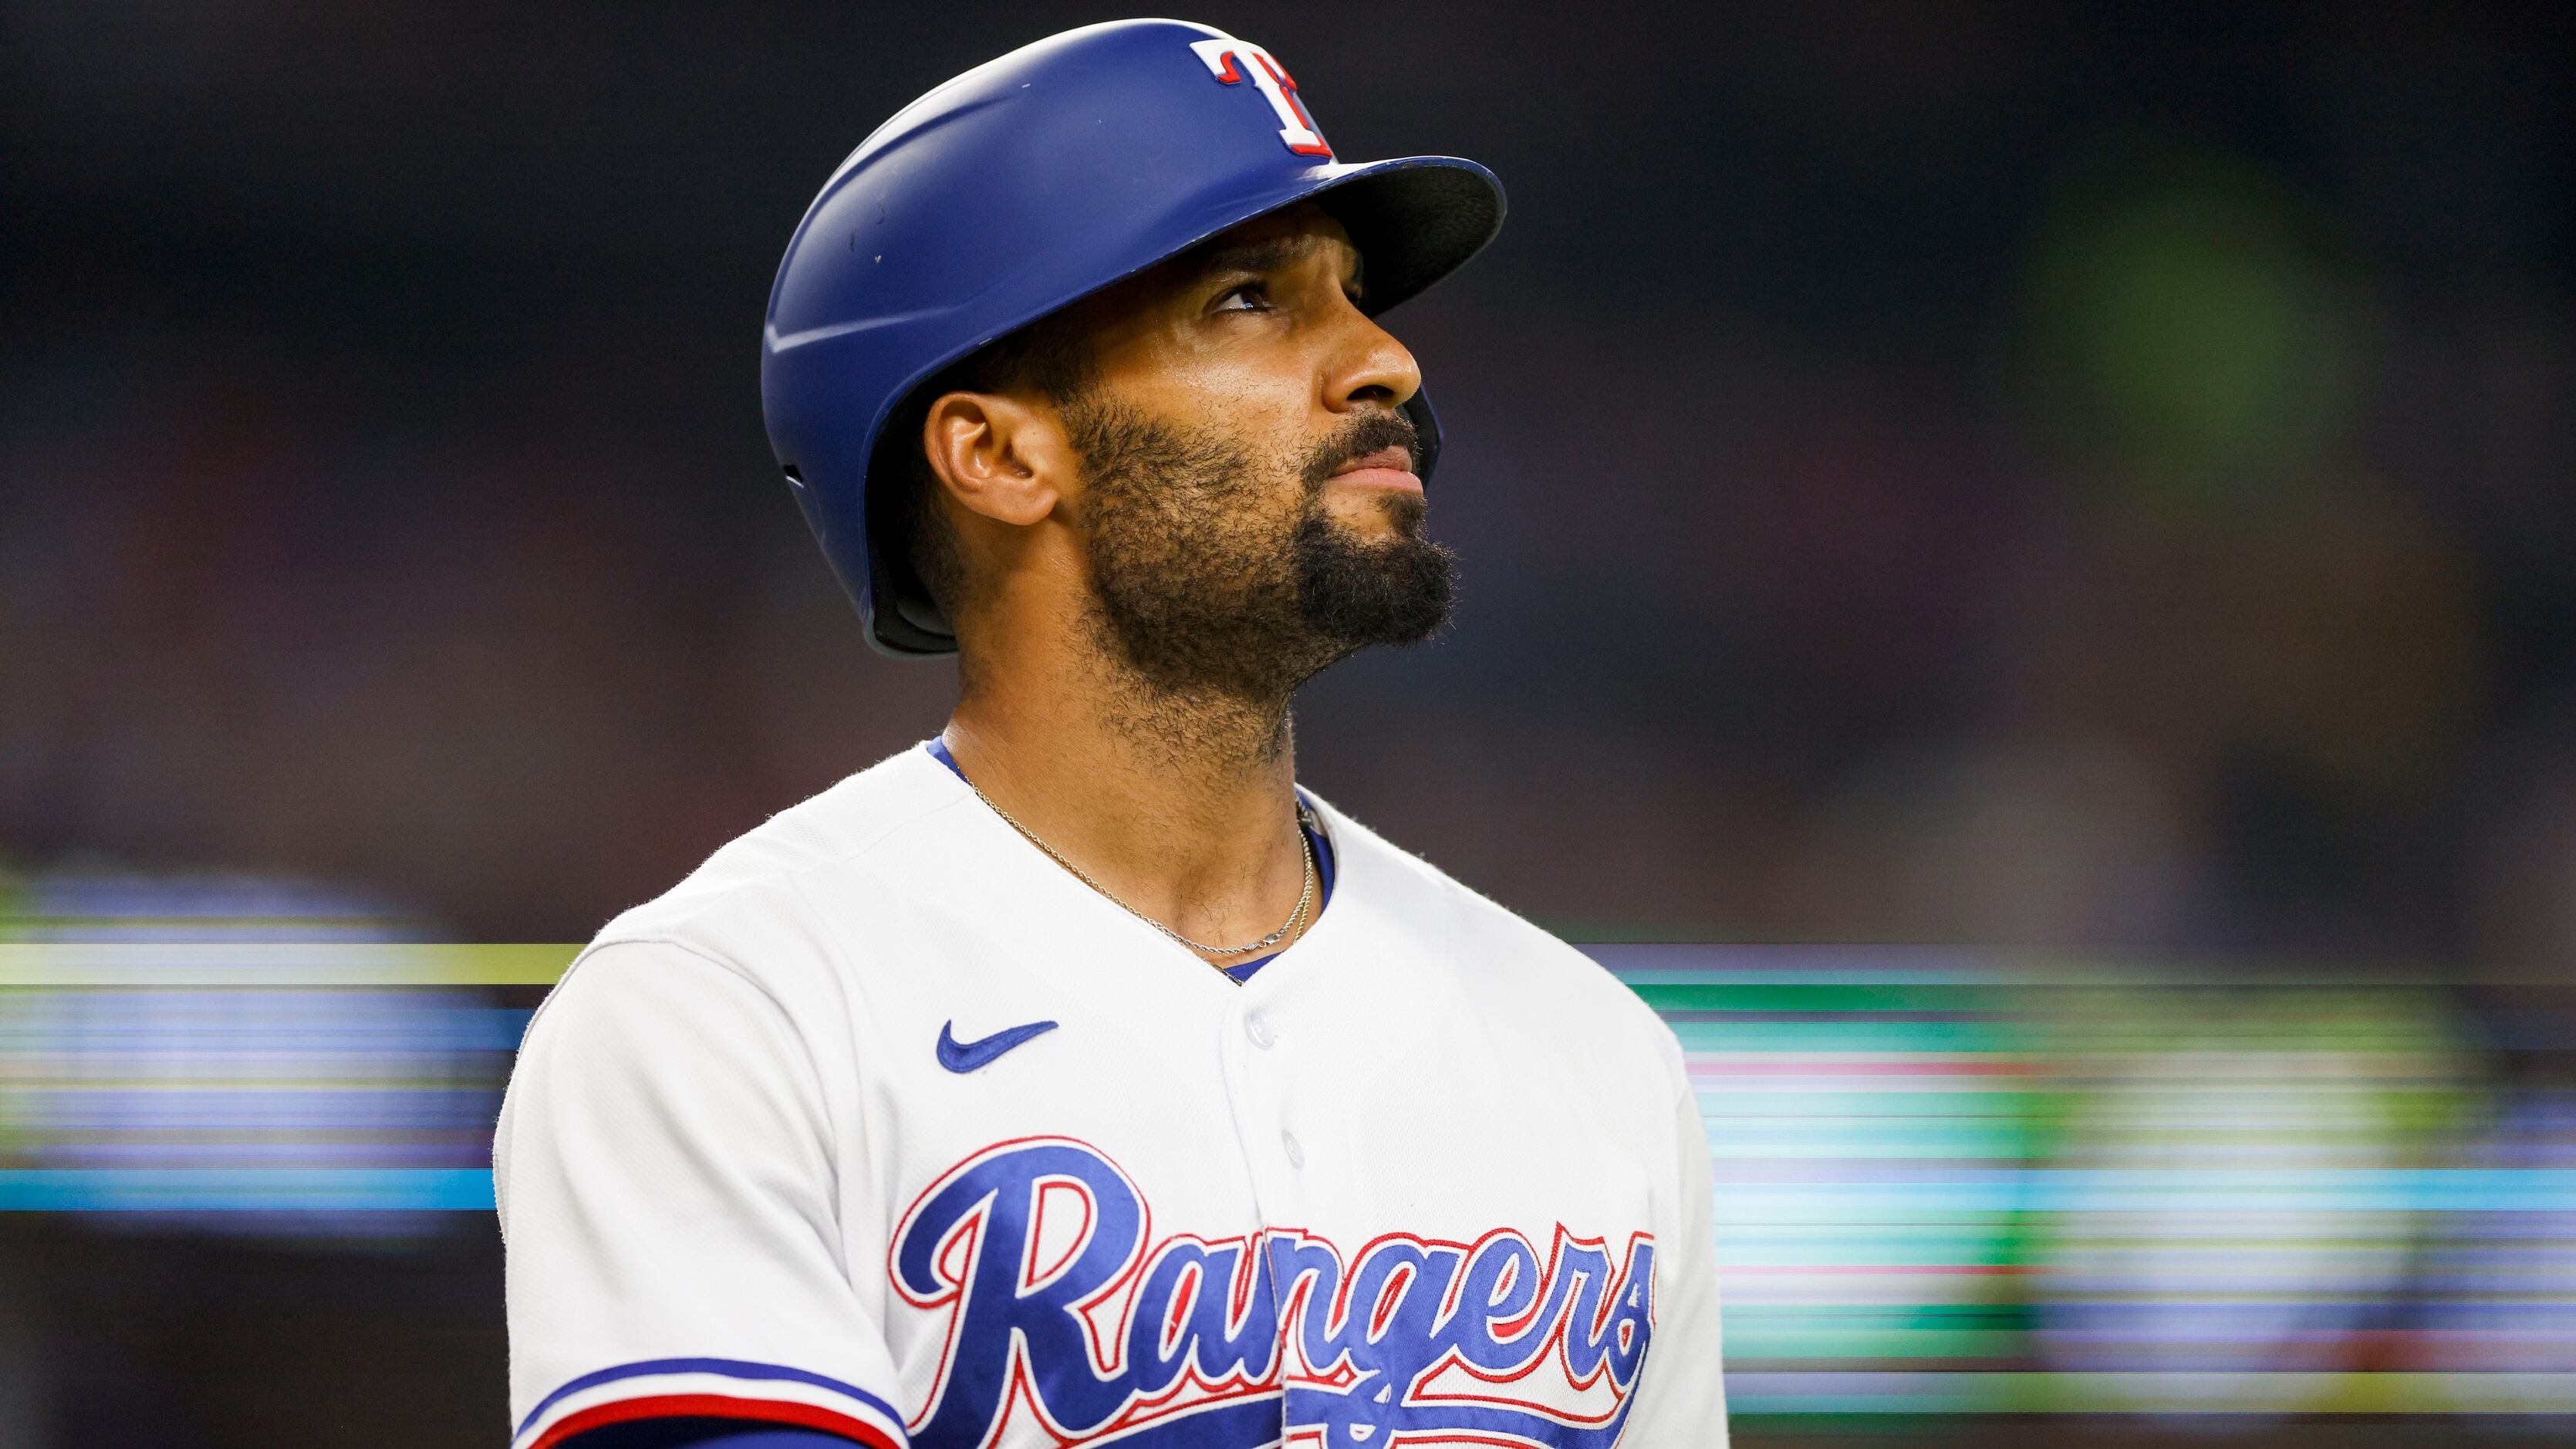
{"left": 2, "top": 1, "right": 2570, "bottom": 1444}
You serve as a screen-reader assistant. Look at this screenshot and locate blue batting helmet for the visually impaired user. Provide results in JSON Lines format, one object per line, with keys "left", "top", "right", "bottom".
{"left": 759, "top": 19, "right": 1506, "bottom": 657}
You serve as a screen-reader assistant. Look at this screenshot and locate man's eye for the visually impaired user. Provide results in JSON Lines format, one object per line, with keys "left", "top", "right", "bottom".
{"left": 1212, "top": 283, "right": 1268, "bottom": 313}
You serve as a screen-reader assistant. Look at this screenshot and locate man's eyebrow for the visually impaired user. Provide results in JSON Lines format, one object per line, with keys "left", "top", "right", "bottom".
{"left": 1191, "top": 235, "right": 1363, "bottom": 288}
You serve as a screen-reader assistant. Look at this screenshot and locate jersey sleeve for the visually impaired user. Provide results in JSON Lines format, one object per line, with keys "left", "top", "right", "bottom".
{"left": 1620, "top": 1078, "right": 1730, "bottom": 1445}
{"left": 495, "top": 941, "right": 909, "bottom": 1449}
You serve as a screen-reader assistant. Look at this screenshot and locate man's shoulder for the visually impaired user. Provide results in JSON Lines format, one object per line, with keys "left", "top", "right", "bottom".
{"left": 1312, "top": 795, "right": 1679, "bottom": 1057}
{"left": 589, "top": 742, "right": 971, "bottom": 958}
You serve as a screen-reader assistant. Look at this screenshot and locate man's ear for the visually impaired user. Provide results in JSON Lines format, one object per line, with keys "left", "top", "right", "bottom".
{"left": 921, "top": 390, "right": 1071, "bottom": 528}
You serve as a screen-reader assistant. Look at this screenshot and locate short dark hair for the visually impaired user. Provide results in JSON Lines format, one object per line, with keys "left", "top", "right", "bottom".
{"left": 880, "top": 314, "right": 1099, "bottom": 623}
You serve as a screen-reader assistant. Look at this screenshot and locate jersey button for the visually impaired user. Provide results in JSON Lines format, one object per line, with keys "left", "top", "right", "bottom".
{"left": 1245, "top": 1010, "right": 1276, "bottom": 1049}
{"left": 1280, "top": 1129, "right": 1305, "bottom": 1169}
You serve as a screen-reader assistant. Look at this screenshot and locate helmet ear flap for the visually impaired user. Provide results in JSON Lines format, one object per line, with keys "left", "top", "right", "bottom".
{"left": 863, "top": 393, "right": 961, "bottom": 654}
{"left": 1402, "top": 386, "right": 1443, "bottom": 488}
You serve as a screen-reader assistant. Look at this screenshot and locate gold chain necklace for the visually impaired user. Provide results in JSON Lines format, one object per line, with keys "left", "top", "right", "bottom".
{"left": 962, "top": 778, "right": 1317, "bottom": 961}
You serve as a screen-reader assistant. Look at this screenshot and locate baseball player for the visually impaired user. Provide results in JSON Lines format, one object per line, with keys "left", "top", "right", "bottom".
{"left": 497, "top": 19, "right": 1726, "bottom": 1449}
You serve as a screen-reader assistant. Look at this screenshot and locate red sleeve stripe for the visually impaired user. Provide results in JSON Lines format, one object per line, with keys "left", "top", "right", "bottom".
{"left": 527, "top": 1393, "right": 904, "bottom": 1449}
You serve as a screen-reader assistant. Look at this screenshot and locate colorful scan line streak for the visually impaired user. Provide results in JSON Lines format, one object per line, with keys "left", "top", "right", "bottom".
{"left": 1604, "top": 948, "right": 2576, "bottom": 1420}
{"left": 0, "top": 1168, "right": 495, "bottom": 1211}
{"left": 5, "top": 943, "right": 2571, "bottom": 1419}
{"left": 2, "top": 1166, "right": 2562, "bottom": 1214}
{"left": 1720, "top": 1371, "right": 2576, "bottom": 1414}
{"left": 0, "top": 942, "right": 579, "bottom": 985}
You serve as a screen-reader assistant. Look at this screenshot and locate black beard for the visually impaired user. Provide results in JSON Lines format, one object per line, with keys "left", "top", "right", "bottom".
{"left": 1070, "top": 400, "right": 1457, "bottom": 702}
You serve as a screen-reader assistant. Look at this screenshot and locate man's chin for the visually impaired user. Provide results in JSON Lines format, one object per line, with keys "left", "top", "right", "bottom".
{"left": 1294, "top": 519, "right": 1456, "bottom": 650}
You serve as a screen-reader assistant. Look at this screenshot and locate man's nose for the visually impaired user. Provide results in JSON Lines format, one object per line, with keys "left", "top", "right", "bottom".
{"left": 1322, "top": 305, "right": 1422, "bottom": 414}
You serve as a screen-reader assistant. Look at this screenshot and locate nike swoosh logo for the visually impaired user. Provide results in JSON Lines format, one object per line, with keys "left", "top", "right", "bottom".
{"left": 937, "top": 1018, "right": 1059, "bottom": 1073}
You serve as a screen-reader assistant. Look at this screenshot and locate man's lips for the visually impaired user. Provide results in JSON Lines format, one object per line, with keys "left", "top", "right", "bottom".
{"left": 1328, "top": 444, "right": 1423, "bottom": 493}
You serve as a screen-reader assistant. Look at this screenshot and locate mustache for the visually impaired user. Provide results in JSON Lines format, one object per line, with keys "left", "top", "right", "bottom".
{"left": 1300, "top": 410, "right": 1423, "bottom": 491}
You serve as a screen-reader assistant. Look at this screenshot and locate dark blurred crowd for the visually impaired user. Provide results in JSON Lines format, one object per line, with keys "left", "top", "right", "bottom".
{"left": 4, "top": 1, "right": 2569, "bottom": 964}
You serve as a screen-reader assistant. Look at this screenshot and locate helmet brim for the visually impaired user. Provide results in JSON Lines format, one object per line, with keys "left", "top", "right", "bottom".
{"left": 1298, "top": 157, "right": 1508, "bottom": 318}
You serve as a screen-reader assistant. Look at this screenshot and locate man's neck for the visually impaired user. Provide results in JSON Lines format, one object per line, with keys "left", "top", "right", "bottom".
{"left": 940, "top": 641, "right": 1312, "bottom": 958}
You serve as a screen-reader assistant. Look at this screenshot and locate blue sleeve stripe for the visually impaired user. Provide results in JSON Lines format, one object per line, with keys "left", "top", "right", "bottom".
{"left": 516, "top": 1359, "right": 905, "bottom": 1444}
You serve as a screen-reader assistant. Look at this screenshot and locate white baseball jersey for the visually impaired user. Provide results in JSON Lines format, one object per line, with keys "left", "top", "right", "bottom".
{"left": 496, "top": 743, "right": 1727, "bottom": 1448}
